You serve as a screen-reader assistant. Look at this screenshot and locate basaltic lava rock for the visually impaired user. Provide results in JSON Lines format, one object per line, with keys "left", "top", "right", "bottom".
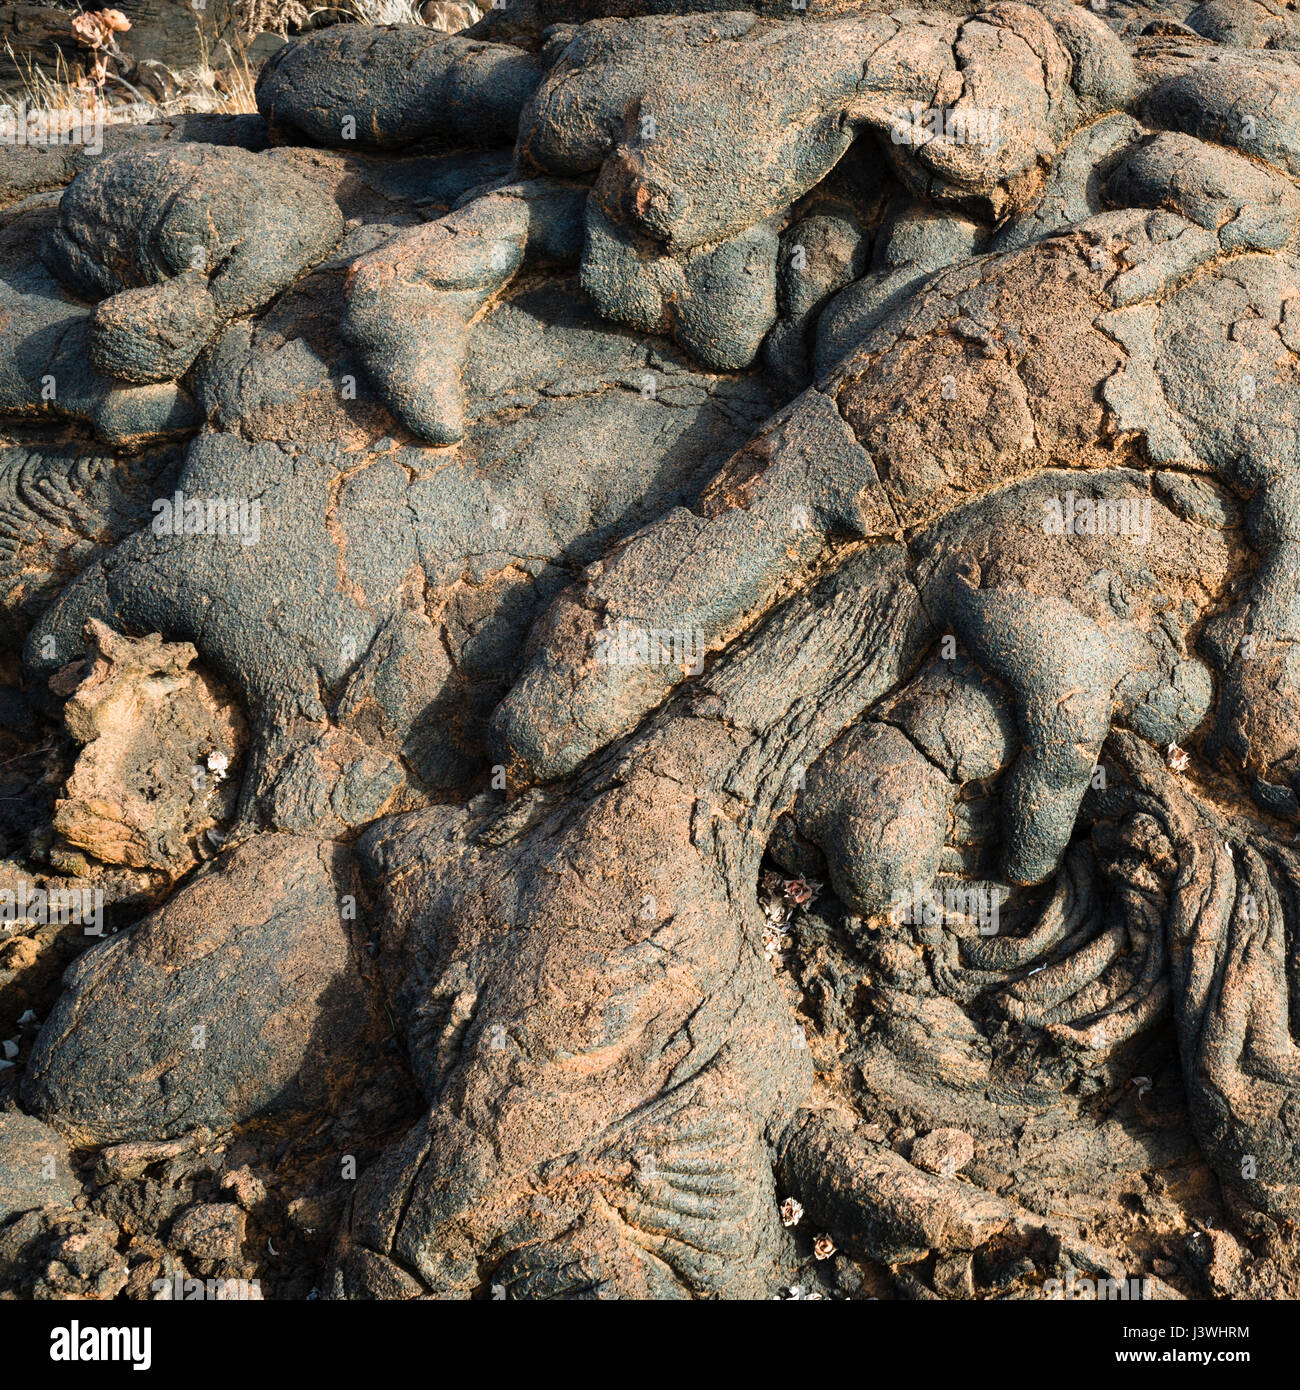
{"left": 2, "top": 0, "right": 1300, "bottom": 1302}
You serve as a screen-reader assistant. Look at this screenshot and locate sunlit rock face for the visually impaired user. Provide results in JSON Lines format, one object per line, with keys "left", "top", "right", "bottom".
{"left": 3, "top": 0, "right": 1300, "bottom": 1304}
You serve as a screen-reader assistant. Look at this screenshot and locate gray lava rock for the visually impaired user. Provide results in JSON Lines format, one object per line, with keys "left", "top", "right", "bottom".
{"left": 0, "top": 1113, "right": 78, "bottom": 1220}
{"left": 22, "top": 834, "right": 383, "bottom": 1144}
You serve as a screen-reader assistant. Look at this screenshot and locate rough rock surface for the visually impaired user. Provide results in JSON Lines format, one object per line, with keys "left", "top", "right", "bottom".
{"left": 53, "top": 620, "right": 246, "bottom": 875}
{"left": 0, "top": 1112, "right": 77, "bottom": 1221}
{"left": 2, "top": 0, "right": 1300, "bottom": 1303}
{"left": 22, "top": 833, "right": 385, "bottom": 1146}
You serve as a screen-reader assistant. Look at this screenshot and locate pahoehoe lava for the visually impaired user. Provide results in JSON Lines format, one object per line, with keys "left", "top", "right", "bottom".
{"left": 3, "top": 0, "right": 1300, "bottom": 1303}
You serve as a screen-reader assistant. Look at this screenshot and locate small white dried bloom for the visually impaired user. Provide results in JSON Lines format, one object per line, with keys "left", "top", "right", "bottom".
{"left": 207, "top": 750, "right": 230, "bottom": 780}
{"left": 780, "top": 1197, "right": 804, "bottom": 1228}
{"left": 813, "top": 1234, "right": 836, "bottom": 1260}
{"left": 764, "top": 923, "right": 792, "bottom": 962}
{"left": 1165, "top": 744, "right": 1189, "bottom": 773}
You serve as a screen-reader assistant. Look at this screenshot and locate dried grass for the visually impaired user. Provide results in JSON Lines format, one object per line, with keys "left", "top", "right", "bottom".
{"left": 3, "top": 42, "right": 258, "bottom": 123}
{"left": 2, "top": 0, "right": 478, "bottom": 126}
{"left": 338, "top": 0, "right": 481, "bottom": 30}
